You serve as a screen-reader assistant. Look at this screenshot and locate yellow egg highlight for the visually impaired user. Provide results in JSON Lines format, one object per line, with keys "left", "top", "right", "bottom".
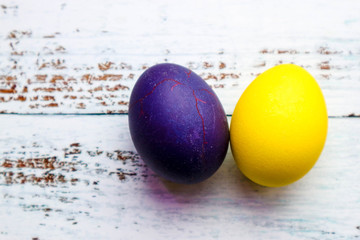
{"left": 230, "top": 64, "right": 328, "bottom": 187}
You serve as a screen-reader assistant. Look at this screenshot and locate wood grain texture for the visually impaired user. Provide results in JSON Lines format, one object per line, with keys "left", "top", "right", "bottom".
{"left": 0, "top": 0, "right": 360, "bottom": 115}
{"left": 0, "top": 115, "right": 359, "bottom": 240}
{"left": 1, "top": 1, "right": 360, "bottom": 239}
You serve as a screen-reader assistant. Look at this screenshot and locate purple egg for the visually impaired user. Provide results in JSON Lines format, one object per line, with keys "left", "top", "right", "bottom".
{"left": 128, "top": 63, "right": 229, "bottom": 184}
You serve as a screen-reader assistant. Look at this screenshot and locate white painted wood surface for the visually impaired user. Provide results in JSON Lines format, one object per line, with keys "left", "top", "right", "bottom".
{"left": 0, "top": 116, "right": 359, "bottom": 240}
{"left": 0, "top": 0, "right": 360, "bottom": 239}
{"left": 0, "top": 0, "right": 360, "bottom": 116}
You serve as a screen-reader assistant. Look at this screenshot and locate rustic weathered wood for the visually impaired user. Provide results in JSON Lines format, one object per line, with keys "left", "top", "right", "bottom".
{"left": 1, "top": 0, "right": 360, "bottom": 239}
{"left": 0, "top": 0, "right": 360, "bottom": 115}
{"left": 0, "top": 115, "right": 359, "bottom": 239}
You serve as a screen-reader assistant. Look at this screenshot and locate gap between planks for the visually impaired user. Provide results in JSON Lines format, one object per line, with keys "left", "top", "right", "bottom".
{"left": 0, "top": 112, "right": 359, "bottom": 118}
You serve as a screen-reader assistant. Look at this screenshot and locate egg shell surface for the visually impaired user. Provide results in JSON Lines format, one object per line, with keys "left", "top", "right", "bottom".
{"left": 230, "top": 64, "right": 328, "bottom": 187}
{"left": 129, "top": 63, "right": 229, "bottom": 184}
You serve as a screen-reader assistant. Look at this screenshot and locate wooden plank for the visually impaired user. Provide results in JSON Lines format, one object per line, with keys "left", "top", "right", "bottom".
{"left": 0, "top": 0, "right": 360, "bottom": 115}
{"left": 0, "top": 115, "right": 359, "bottom": 239}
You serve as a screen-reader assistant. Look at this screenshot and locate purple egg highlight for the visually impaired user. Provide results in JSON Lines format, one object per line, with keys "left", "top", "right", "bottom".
{"left": 128, "top": 63, "right": 229, "bottom": 184}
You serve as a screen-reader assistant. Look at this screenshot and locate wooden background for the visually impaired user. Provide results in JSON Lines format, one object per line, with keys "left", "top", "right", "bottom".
{"left": 0, "top": 0, "right": 359, "bottom": 239}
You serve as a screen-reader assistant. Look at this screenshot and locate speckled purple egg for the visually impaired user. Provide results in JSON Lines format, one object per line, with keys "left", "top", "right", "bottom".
{"left": 128, "top": 63, "right": 229, "bottom": 184}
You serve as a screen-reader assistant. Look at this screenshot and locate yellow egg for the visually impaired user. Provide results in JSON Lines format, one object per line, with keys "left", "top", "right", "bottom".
{"left": 230, "top": 64, "right": 328, "bottom": 187}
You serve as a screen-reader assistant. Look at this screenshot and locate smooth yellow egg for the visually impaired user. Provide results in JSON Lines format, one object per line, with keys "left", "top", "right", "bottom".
{"left": 230, "top": 64, "right": 328, "bottom": 187}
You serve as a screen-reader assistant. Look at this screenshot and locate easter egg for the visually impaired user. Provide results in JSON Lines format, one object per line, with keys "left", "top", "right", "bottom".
{"left": 129, "top": 63, "right": 229, "bottom": 184}
{"left": 230, "top": 64, "right": 328, "bottom": 187}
